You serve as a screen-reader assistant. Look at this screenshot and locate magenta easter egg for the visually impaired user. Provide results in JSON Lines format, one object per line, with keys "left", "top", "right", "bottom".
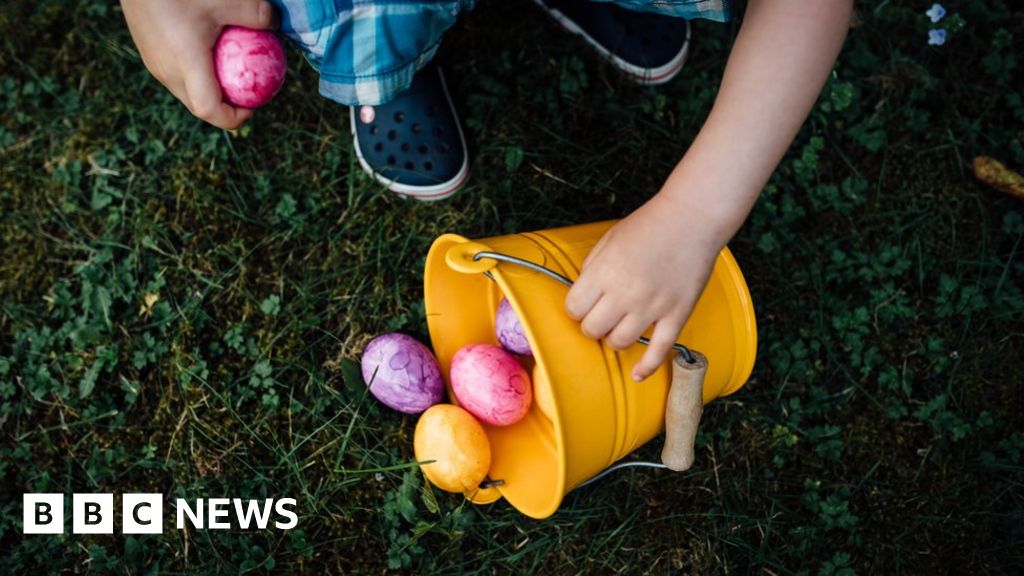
{"left": 450, "top": 344, "right": 532, "bottom": 426}
{"left": 361, "top": 333, "right": 444, "bottom": 414}
{"left": 495, "top": 298, "right": 532, "bottom": 356}
{"left": 214, "top": 26, "right": 286, "bottom": 109}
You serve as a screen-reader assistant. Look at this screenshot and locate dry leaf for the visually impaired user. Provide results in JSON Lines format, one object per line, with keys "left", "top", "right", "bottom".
{"left": 972, "top": 156, "right": 1024, "bottom": 201}
{"left": 139, "top": 292, "right": 160, "bottom": 318}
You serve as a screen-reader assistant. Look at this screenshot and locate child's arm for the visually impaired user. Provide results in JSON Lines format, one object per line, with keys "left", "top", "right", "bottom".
{"left": 120, "top": 0, "right": 276, "bottom": 129}
{"left": 566, "top": 0, "right": 853, "bottom": 381}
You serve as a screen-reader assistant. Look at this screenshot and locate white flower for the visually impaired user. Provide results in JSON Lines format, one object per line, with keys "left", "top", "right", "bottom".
{"left": 928, "top": 28, "right": 947, "bottom": 46}
{"left": 926, "top": 3, "right": 946, "bottom": 23}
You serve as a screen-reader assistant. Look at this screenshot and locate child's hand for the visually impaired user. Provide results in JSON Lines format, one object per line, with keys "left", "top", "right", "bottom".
{"left": 565, "top": 194, "right": 721, "bottom": 382}
{"left": 120, "top": 0, "right": 277, "bottom": 129}
{"left": 565, "top": 0, "right": 852, "bottom": 381}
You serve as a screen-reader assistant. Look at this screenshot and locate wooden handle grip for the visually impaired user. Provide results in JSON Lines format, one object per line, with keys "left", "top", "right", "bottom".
{"left": 661, "top": 350, "right": 707, "bottom": 471}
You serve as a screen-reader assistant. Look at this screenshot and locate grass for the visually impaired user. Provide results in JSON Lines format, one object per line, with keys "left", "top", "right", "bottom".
{"left": 1, "top": 0, "right": 1023, "bottom": 573}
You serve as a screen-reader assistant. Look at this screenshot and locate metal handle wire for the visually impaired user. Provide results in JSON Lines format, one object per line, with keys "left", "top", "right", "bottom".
{"left": 472, "top": 250, "right": 695, "bottom": 364}
{"left": 576, "top": 460, "right": 668, "bottom": 489}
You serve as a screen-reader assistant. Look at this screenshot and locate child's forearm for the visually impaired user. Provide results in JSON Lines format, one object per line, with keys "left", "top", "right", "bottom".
{"left": 658, "top": 0, "right": 853, "bottom": 248}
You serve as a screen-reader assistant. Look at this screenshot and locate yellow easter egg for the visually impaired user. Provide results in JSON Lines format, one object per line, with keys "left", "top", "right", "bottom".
{"left": 414, "top": 404, "right": 491, "bottom": 494}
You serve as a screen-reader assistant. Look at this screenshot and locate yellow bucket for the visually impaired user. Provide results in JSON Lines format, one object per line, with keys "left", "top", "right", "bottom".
{"left": 424, "top": 220, "right": 757, "bottom": 519}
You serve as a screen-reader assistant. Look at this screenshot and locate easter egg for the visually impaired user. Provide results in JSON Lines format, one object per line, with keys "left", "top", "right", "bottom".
{"left": 495, "top": 298, "right": 532, "bottom": 356}
{"left": 414, "top": 404, "right": 491, "bottom": 494}
{"left": 361, "top": 332, "right": 443, "bottom": 414}
{"left": 450, "top": 344, "right": 532, "bottom": 426}
{"left": 214, "top": 26, "right": 286, "bottom": 109}
{"left": 532, "top": 364, "right": 556, "bottom": 421}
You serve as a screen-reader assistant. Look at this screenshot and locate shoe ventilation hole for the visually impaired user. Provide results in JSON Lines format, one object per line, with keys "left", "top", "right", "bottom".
{"left": 438, "top": 143, "right": 450, "bottom": 154}
{"left": 374, "top": 142, "right": 384, "bottom": 152}
{"left": 417, "top": 144, "right": 428, "bottom": 154}
{"left": 369, "top": 125, "right": 379, "bottom": 135}
{"left": 394, "top": 112, "right": 405, "bottom": 123}
{"left": 387, "top": 130, "right": 397, "bottom": 141}
{"left": 424, "top": 161, "right": 433, "bottom": 171}
{"left": 387, "top": 155, "right": 396, "bottom": 165}
{"left": 404, "top": 161, "right": 415, "bottom": 170}
{"left": 432, "top": 126, "right": 444, "bottom": 136}
{"left": 411, "top": 123, "right": 422, "bottom": 134}
{"left": 425, "top": 106, "right": 436, "bottom": 117}
{"left": 401, "top": 142, "right": 411, "bottom": 152}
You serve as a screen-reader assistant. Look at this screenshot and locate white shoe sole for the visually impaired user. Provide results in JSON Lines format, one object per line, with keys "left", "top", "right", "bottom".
{"left": 534, "top": 0, "right": 691, "bottom": 86}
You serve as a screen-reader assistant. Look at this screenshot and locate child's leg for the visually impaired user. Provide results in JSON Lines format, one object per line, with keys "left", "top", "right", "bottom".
{"left": 272, "top": 0, "right": 473, "bottom": 199}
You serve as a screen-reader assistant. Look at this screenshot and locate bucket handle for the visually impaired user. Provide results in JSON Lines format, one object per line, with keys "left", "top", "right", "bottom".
{"left": 472, "top": 250, "right": 696, "bottom": 364}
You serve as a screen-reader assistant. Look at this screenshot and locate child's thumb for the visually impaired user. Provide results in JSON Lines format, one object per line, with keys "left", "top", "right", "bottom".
{"left": 214, "top": 0, "right": 279, "bottom": 30}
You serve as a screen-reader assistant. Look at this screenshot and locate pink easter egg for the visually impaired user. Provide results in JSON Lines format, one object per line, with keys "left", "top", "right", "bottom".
{"left": 214, "top": 26, "right": 286, "bottom": 109}
{"left": 450, "top": 344, "right": 532, "bottom": 426}
{"left": 361, "top": 332, "right": 444, "bottom": 414}
{"left": 495, "top": 298, "right": 532, "bottom": 356}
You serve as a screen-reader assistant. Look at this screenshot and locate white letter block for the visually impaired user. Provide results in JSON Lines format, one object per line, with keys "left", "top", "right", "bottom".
{"left": 73, "top": 493, "right": 114, "bottom": 534}
{"left": 23, "top": 494, "right": 64, "bottom": 534}
{"left": 123, "top": 494, "right": 163, "bottom": 534}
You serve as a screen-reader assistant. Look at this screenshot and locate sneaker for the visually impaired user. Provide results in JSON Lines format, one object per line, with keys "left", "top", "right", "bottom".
{"left": 350, "top": 62, "right": 470, "bottom": 201}
{"left": 534, "top": 0, "right": 691, "bottom": 85}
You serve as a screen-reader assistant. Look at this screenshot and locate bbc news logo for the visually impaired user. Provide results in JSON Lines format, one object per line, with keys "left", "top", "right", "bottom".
{"left": 23, "top": 494, "right": 298, "bottom": 534}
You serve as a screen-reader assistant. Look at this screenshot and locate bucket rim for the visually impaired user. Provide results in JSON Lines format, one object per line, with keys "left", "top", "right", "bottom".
{"left": 488, "top": 260, "right": 568, "bottom": 519}
{"left": 427, "top": 232, "right": 570, "bottom": 517}
{"left": 713, "top": 246, "right": 758, "bottom": 397}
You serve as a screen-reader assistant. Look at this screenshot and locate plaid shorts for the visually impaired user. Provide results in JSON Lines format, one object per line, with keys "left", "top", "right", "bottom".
{"left": 270, "top": 0, "right": 732, "bottom": 106}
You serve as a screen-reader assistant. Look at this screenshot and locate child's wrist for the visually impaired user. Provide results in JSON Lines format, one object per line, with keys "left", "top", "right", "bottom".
{"left": 652, "top": 176, "right": 747, "bottom": 253}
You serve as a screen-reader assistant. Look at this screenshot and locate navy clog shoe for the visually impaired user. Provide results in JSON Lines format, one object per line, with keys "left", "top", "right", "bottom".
{"left": 350, "top": 62, "right": 469, "bottom": 201}
{"left": 535, "top": 0, "right": 691, "bottom": 85}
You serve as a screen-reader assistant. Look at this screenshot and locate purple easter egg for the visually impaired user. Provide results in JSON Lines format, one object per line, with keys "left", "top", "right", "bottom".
{"left": 361, "top": 333, "right": 444, "bottom": 414}
{"left": 495, "top": 298, "right": 532, "bottom": 356}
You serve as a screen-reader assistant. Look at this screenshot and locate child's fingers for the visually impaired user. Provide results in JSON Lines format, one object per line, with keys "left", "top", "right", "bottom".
{"left": 579, "top": 296, "right": 624, "bottom": 341}
{"left": 213, "top": 0, "right": 278, "bottom": 30}
{"left": 605, "top": 314, "right": 647, "bottom": 351}
{"left": 631, "top": 319, "right": 681, "bottom": 381}
{"left": 183, "top": 62, "right": 252, "bottom": 129}
{"left": 581, "top": 233, "right": 610, "bottom": 270}
{"left": 565, "top": 273, "right": 601, "bottom": 321}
